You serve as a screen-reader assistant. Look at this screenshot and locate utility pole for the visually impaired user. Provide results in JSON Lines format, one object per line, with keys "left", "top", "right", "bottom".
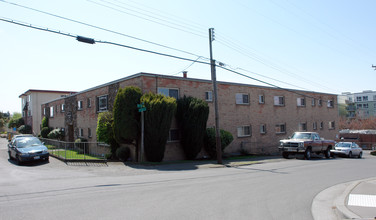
{"left": 209, "top": 28, "right": 222, "bottom": 164}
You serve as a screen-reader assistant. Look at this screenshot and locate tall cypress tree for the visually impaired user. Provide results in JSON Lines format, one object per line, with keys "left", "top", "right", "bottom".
{"left": 177, "top": 96, "right": 209, "bottom": 159}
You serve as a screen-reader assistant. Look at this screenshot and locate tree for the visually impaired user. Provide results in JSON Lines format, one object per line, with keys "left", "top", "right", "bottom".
{"left": 177, "top": 96, "right": 209, "bottom": 159}
{"left": 204, "top": 128, "right": 234, "bottom": 159}
{"left": 96, "top": 111, "right": 119, "bottom": 156}
{"left": 113, "top": 87, "right": 142, "bottom": 145}
{"left": 41, "top": 116, "right": 49, "bottom": 128}
{"left": 141, "top": 93, "right": 177, "bottom": 162}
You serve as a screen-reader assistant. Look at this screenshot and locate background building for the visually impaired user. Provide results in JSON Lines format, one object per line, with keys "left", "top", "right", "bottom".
{"left": 341, "top": 91, "right": 376, "bottom": 119}
{"left": 42, "top": 73, "right": 339, "bottom": 160}
{"left": 19, "top": 89, "right": 76, "bottom": 135}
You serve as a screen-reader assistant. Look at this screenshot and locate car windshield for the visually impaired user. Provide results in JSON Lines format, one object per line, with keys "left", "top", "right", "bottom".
{"left": 336, "top": 142, "right": 351, "bottom": 148}
{"left": 291, "top": 133, "right": 311, "bottom": 139}
{"left": 16, "top": 137, "right": 42, "bottom": 148}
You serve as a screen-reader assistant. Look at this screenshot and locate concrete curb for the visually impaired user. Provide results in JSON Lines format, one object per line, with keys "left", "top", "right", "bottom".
{"left": 334, "top": 181, "right": 362, "bottom": 219}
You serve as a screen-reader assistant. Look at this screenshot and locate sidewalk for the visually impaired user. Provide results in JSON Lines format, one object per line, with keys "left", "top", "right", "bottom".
{"left": 312, "top": 178, "right": 376, "bottom": 220}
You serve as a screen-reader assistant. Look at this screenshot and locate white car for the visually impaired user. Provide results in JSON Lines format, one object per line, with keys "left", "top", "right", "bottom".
{"left": 330, "top": 142, "right": 362, "bottom": 158}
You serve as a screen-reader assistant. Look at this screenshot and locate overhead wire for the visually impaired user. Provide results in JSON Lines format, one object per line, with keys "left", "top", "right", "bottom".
{"left": 1, "top": 16, "right": 339, "bottom": 103}
{"left": 0, "top": 0, "right": 206, "bottom": 60}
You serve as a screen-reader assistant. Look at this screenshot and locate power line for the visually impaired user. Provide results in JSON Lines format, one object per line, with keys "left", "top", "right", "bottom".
{"left": 0, "top": 0, "right": 206, "bottom": 59}
{"left": 1, "top": 17, "right": 337, "bottom": 103}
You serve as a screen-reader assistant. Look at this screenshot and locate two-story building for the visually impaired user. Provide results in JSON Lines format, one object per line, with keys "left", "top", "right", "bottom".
{"left": 41, "top": 72, "right": 339, "bottom": 160}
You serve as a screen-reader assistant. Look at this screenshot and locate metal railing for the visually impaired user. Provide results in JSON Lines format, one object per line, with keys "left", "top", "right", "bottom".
{"left": 39, "top": 138, "right": 110, "bottom": 162}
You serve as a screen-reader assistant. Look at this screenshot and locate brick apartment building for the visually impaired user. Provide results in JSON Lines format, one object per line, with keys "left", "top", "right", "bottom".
{"left": 41, "top": 73, "right": 339, "bottom": 160}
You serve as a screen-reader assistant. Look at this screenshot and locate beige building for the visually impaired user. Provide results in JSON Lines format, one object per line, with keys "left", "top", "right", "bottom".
{"left": 19, "top": 89, "right": 76, "bottom": 135}
{"left": 42, "top": 73, "right": 339, "bottom": 160}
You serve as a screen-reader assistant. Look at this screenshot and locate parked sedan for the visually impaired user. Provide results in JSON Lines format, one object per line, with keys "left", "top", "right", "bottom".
{"left": 8, "top": 136, "right": 49, "bottom": 165}
{"left": 330, "top": 142, "right": 362, "bottom": 158}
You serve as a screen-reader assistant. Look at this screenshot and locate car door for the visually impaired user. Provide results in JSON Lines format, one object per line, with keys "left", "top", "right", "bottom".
{"left": 312, "top": 134, "right": 321, "bottom": 152}
{"left": 9, "top": 139, "right": 16, "bottom": 158}
{"left": 351, "top": 143, "right": 360, "bottom": 156}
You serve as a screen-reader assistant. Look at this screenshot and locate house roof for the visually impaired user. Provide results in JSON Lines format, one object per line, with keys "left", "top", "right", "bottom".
{"left": 19, "top": 89, "right": 77, "bottom": 98}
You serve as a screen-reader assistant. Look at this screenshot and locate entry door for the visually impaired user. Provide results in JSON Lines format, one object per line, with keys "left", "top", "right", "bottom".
{"left": 68, "top": 125, "right": 74, "bottom": 142}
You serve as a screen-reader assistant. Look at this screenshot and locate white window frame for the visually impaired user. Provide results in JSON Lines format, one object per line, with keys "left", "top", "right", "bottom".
{"left": 260, "top": 124, "right": 266, "bottom": 134}
{"left": 236, "top": 93, "right": 249, "bottom": 105}
{"left": 313, "top": 122, "right": 317, "bottom": 130}
{"left": 356, "top": 96, "right": 362, "bottom": 102}
{"left": 97, "top": 95, "right": 108, "bottom": 112}
{"left": 275, "top": 123, "right": 286, "bottom": 134}
{"left": 363, "top": 103, "right": 368, "bottom": 109}
{"left": 88, "top": 128, "right": 92, "bottom": 138}
{"left": 299, "top": 122, "right": 307, "bottom": 131}
{"left": 87, "top": 98, "right": 92, "bottom": 108}
{"left": 237, "top": 125, "right": 251, "bottom": 137}
{"left": 311, "top": 98, "right": 316, "bottom": 106}
{"left": 318, "top": 99, "right": 322, "bottom": 106}
{"left": 327, "top": 100, "right": 334, "bottom": 108}
{"left": 274, "top": 96, "right": 285, "bottom": 106}
{"left": 297, "top": 97, "right": 306, "bottom": 107}
{"left": 320, "top": 121, "right": 324, "bottom": 130}
{"left": 43, "top": 107, "right": 46, "bottom": 116}
{"left": 205, "top": 91, "right": 213, "bottom": 102}
{"left": 78, "top": 100, "right": 83, "bottom": 110}
{"left": 79, "top": 128, "right": 84, "bottom": 137}
{"left": 328, "top": 121, "right": 335, "bottom": 130}
{"left": 363, "top": 96, "right": 368, "bottom": 101}
{"left": 50, "top": 106, "right": 54, "bottom": 118}
{"left": 259, "top": 95, "right": 265, "bottom": 104}
{"left": 61, "top": 104, "right": 65, "bottom": 112}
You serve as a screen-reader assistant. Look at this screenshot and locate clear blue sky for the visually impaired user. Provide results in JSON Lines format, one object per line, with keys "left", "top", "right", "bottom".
{"left": 1, "top": 0, "right": 375, "bottom": 114}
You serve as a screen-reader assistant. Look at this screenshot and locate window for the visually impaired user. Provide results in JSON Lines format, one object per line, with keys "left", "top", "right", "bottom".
{"left": 61, "top": 104, "right": 65, "bottom": 112}
{"left": 373, "top": 95, "right": 376, "bottom": 101}
{"left": 299, "top": 122, "right": 307, "bottom": 131}
{"left": 168, "top": 129, "right": 180, "bottom": 142}
{"left": 356, "top": 96, "right": 362, "bottom": 102}
{"left": 50, "top": 106, "right": 54, "bottom": 118}
{"left": 78, "top": 100, "right": 83, "bottom": 110}
{"left": 363, "top": 96, "right": 368, "bottom": 101}
{"left": 205, "top": 91, "right": 212, "bottom": 102}
{"left": 275, "top": 124, "right": 286, "bottom": 134}
{"left": 320, "top": 121, "right": 324, "bottom": 130}
{"left": 313, "top": 122, "right": 317, "bottom": 130}
{"left": 374, "top": 103, "right": 376, "bottom": 109}
{"left": 328, "top": 121, "right": 335, "bottom": 130}
{"left": 43, "top": 107, "right": 46, "bottom": 116}
{"left": 87, "top": 98, "right": 92, "bottom": 108}
{"left": 259, "top": 95, "right": 265, "bottom": 104}
{"left": 327, "top": 100, "right": 334, "bottom": 108}
{"left": 363, "top": 104, "right": 368, "bottom": 108}
{"left": 318, "top": 99, "right": 322, "bottom": 106}
{"left": 158, "top": 88, "right": 179, "bottom": 100}
{"left": 311, "top": 98, "right": 315, "bottom": 106}
{"left": 237, "top": 125, "right": 251, "bottom": 137}
{"left": 274, "top": 96, "right": 285, "bottom": 106}
{"left": 56, "top": 105, "right": 58, "bottom": 113}
{"left": 357, "top": 104, "right": 362, "bottom": 108}
{"left": 97, "top": 95, "right": 108, "bottom": 112}
{"left": 79, "top": 128, "right": 84, "bottom": 137}
{"left": 236, "top": 93, "right": 249, "bottom": 104}
{"left": 260, "top": 124, "right": 266, "bottom": 134}
{"left": 297, "top": 98, "right": 305, "bottom": 107}
{"left": 88, "top": 128, "right": 92, "bottom": 138}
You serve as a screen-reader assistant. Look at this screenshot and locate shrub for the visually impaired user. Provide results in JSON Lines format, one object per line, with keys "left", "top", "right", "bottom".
{"left": 116, "top": 146, "right": 131, "bottom": 161}
{"left": 96, "top": 111, "right": 119, "bottom": 157}
{"left": 48, "top": 128, "right": 64, "bottom": 140}
{"left": 75, "top": 138, "right": 88, "bottom": 154}
{"left": 113, "top": 87, "right": 142, "bottom": 145}
{"left": 8, "top": 117, "right": 24, "bottom": 129}
{"left": 141, "top": 93, "right": 177, "bottom": 162}
{"left": 41, "top": 127, "right": 51, "bottom": 138}
{"left": 177, "top": 96, "right": 209, "bottom": 159}
{"left": 204, "top": 128, "right": 234, "bottom": 159}
{"left": 18, "top": 125, "right": 32, "bottom": 134}
{"left": 41, "top": 116, "right": 48, "bottom": 128}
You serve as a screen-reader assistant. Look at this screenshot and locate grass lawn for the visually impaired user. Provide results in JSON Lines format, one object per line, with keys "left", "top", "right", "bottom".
{"left": 50, "top": 149, "right": 103, "bottom": 160}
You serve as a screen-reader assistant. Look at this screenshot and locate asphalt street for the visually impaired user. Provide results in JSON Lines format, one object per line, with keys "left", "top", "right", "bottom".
{"left": 1, "top": 137, "right": 376, "bottom": 220}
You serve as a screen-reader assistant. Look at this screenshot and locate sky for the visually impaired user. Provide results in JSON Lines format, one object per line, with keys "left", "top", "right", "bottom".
{"left": 1, "top": 0, "right": 376, "bottom": 114}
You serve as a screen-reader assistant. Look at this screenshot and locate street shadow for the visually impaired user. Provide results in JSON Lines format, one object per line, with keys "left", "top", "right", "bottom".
{"left": 125, "top": 161, "right": 201, "bottom": 171}
{"left": 8, "top": 158, "right": 50, "bottom": 167}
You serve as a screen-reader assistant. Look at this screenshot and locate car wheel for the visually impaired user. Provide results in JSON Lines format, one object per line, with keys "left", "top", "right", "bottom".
{"left": 324, "top": 148, "right": 331, "bottom": 159}
{"left": 348, "top": 151, "right": 352, "bottom": 158}
{"left": 305, "top": 149, "right": 312, "bottom": 160}
{"left": 8, "top": 151, "right": 13, "bottom": 160}
{"left": 358, "top": 152, "right": 362, "bottom": 159}
{"left": 16, "top": 155, "right": 22, "bottom": 165}
{"left": 282, "top": 152, "right": 289, "bottom": 159}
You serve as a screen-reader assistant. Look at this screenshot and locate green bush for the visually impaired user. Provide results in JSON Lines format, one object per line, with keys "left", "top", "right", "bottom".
{"left": 204, "top": 128, "right": 234, "bottom": 159}
{"left": 97, "top": 111, "right": 119, "bottom": 157}
{"left": 8, "top": 117, "right": 24, "bottom": 129}
{"left": 41, "top": 127, "right": 51, "bottom": 138}
{"left": 75, "top": 138, "right": 88, "bottom": 154}
{"left": 48, "top": 128, "right": 64, "bottom": 140}
{"left": 41, "top": 116, "right": 48, "bottom": 128}
{"left": 18, "top": 125, "right": 32, "bottom": 134}
{"left": 116, "top": 146, "right": 131, "bottom": 161}
{"left": 113, "top": 87, "right": 142, "bottom": 145}
{"left": 177, "top": 96, "right": 209, "bottom": 159}
{"left": 141, "top": 93, "right": 177, "bottom": 162}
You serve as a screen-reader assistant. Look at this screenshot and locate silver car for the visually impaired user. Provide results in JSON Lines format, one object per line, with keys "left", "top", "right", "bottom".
{"left": 330, "top": 142, "right": 362, "bottom": 158}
